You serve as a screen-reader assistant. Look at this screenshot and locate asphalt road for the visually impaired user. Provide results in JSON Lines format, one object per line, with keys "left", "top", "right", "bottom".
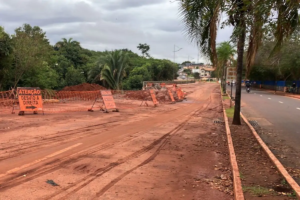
{"left": 227, "top": 85, "right": 300, "bottom": 168}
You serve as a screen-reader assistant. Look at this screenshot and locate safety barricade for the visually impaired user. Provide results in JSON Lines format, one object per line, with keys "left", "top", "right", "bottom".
{"left": 16, "top": 87, "right": 44, "bottom": 115}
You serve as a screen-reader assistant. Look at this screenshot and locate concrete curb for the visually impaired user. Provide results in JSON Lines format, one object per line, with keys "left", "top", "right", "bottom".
{"left": 220, "top": 90, "right": 245, "bottom": 200}
{"left": 241, "top": 113, "right": 300, "bottom": 199}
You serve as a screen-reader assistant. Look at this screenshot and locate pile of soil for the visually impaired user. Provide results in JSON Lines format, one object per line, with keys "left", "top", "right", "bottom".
{"left": 124, "top": 90, "right": 173, "bottom": 102}
{"left": 124, "top": 90, "right": 151, "bottom": 100}
{"left": 61, "top": 83, "right": 106, "bottom": 91}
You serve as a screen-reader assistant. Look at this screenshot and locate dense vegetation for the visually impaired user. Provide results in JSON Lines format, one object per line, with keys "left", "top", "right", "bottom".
{"left": 0, "top": 24, "right": 178, "bottom": 91}
{"left": 249, "top": 28, "right": 300, "bottom": 81}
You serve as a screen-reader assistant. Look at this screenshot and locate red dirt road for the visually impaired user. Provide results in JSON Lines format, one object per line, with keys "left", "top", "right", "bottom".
{"left": 0, "top": 83, "right": 232, "bottom": 200}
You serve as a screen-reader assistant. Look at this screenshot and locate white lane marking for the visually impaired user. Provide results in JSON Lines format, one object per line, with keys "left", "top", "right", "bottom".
{"left": 0, "top": 143, "right": 82, "bottom": 178}
{"left": 268, "top": 98, "right": 271, "bottom": 100}
{"left": 297, "top": 108, "right": 300, "bottom": 110}
{"left": 279, "top": 101, "right": 283, "bottom": 104}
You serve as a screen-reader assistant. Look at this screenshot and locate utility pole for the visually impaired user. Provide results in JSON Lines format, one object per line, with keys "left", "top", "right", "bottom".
{"left": 173, "top": 45, "right": 182, "bottom": 80}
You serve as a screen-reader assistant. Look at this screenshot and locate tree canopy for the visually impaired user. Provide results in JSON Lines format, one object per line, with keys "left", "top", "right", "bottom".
{"left": 179, "top": 0, "right": 300, "bottom": 125}
{"left": 0, "top": 24, "right": 178, "bottom": 91}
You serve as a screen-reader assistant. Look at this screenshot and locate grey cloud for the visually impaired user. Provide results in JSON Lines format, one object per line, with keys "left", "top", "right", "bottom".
{"left": 0, "top": 0, "right": 101, "bottom": 26}
{"left": 154, "top": 19, "right": 183, "bottom": 32}
{"left": 97, "top": 0, "right": 165, "bottom": 11}
{"left": 0, "top": 0, "right": 232, "bottom": 64}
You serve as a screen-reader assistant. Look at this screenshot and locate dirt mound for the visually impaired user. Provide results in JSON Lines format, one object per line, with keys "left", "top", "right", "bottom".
{"left": 124, "top": 90, "right": 173, "bottom": 102}
{"left": 124, "top": 90, "right": 151, "bottom": 100}
{"left": 61, "top": 83, "right": 106, "bottom": 91}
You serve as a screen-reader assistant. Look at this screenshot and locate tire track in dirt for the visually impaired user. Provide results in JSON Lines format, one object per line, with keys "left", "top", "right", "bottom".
{"left": 0, "top": 134, "right": 136, "bottom": 192}
{"left": 92, "top": 88, "right": 220, "bottom": 199}
{"left": 0, "top": 121, "right": 120, "bottom": 161}
{"left": 49, "top": 121, "right": 189, "bottom": 200}
{"left": 0, "top": 84, "right": 217, "bottom": 198}
{"left": 54, "top": 95, "right": 213, "bottom": 200}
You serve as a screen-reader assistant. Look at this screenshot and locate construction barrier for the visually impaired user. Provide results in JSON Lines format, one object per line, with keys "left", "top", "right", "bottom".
{"left": 176, "top": 88, "right": 184, "bottom": 101}
{"left": 100, "top": 90, "right": 118, "bottom": 112}
{"left": 16, "top": 87, "right": 44, "bottom": 115}
{"left": 167, "top": 88, "right": 175, "bottom": 103}
{"left": 0, "top": 85, "right": 192, "bottom": 114}
{"left": 149, "top": 89, "right": 158, "bottom": 106}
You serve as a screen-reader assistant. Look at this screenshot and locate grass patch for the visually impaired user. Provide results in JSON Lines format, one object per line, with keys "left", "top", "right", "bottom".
{"left": 225, "top": 107, "right": 234, "bottom": 118}
{"left": 243, "top": 186, "right": 273, "bottom": 197}
{"left": 240, "top": 172, "right": 245, "bottom": 180}
{"left": 223, "top": 95, "right": 230, "bottom": 100}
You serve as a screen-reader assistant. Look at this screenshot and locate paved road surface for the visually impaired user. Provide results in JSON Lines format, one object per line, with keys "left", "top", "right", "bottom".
{"left": 227, "top": 85, "right": 300, "bottom": 171}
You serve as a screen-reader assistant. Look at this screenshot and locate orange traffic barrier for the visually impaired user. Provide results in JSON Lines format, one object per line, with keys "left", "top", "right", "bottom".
{"left": 100, "top": 90, "right": 118, "bottom": 112}
{"left": 17, "top": 87, "right": 44, "bottom": 115}
{"left": 176, "top": 88, "right": 184, "bottom": 101}
{"left": 167, "top": 88, "right": 175, "bottom": 103}
{"left": 150, "top": 89, "right": 158, "bottom": 106}
{"left": 160, "top": 83, "right": 166, "bottom": 88}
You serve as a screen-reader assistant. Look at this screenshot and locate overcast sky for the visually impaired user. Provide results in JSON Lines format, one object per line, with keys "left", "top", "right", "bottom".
{"left": 0, "top": 0, "right": 232, "bottom": 64}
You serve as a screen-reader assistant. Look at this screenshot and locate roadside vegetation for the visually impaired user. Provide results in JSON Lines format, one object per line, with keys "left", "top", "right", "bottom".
{"left": 179, "top": 0, "right": 299, "bottom": 125}
{"left": 0, "top": 24, "right": 178, "bottom": 91}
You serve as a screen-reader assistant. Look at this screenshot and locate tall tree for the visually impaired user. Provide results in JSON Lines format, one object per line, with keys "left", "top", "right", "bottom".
{"left": 179, "top": 0, "right": 224, "bottom": 68}
{"left": 11, "top": 24, "right": 52, "bottom": 89}
{"left": 55, "top": 38, "right": 86, "bottom": 68}
{"left": 0, "top": 26, "right": 13, "bottom": 90}
{"left": 137, "top": 43, "right": 150, "bottom": 58}
{"left": 216, "top": 42, "right": 236, "bottom": 93}
{"left": 179, "top": 0, "right": 299, "bottom": 125}
{"left": 100, "top": 50, "right": 129, "bottom": 90}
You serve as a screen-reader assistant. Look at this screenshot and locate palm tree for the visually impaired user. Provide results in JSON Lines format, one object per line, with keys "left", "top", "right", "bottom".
{"left": 99, "top": 50, "right": 128, "bottom": 90}
{"left": 55, "top": 38, "right": 80, "bottom": 49}
{"left": 179, "top": 0, "right": 299, "bottom": 125}
{"left": 179, "top": 0, "right": 224, "bottom": 68}
{"left": 217, "top": 42, "right": 236, "bottom": 93}
{"left": 88, "top": 60, "right": 103, "bottom": 83}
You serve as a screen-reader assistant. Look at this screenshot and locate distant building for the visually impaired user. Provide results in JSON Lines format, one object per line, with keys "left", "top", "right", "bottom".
{"left": 192, "top": 67, "right": 215, "bottom": 77}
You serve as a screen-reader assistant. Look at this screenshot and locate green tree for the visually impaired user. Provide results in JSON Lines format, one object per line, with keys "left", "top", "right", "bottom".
{"left": 193, "top": 72, "right": 200, "bottom": 79}
{"left": 137, "top": 43, "right": 150, "bottom": 58}
{"left": 179, "top": 0, "right": 223, "bottom": 68}
{"left": 183, "top": 68, "right": 192, "bottom": 76}
{"left": 182, "top": 61, "right": 191, "bottom": 65}
{"left": 55, "top": 38, "right": 87, "bottom": 68}
{"left": 11, "top": 24, "right": 53, "bottom": 89}
{"left": 100, "top": 50, "right": 129, "bottom": 90}
{"left": 65, "top": 66, "right": 85, "bottom": 86}
{"left": 0, "top": 26, "right": 13, "bottom": 90}
{"left": 217, "top": 42, "right": 236, "bottom": 93}
{"left": 179, "top": 0, "right": 299, "bottom": 125}
{"left": 21, "top": 62, "right": 59, "bottom": 89}
{"left": 123, "top": 64, "right": 151, "bottom": 89}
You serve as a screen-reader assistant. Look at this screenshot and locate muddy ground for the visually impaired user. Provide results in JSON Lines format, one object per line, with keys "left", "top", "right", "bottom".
{"left": 0, "top": 83, "right": 233, "bottom": 200}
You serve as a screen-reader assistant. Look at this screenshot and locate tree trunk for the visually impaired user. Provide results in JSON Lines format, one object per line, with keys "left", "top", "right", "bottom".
{"left": 222, "top": 66, "right": 227, "bottom": 94}
{"left": 232, "top": 14, "right": 246, "bottom": 125}
{"left": 221, "top": 65, "right": 225, "bottom": 94}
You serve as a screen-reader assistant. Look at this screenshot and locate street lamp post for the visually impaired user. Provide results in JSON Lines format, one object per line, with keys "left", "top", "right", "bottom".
{"left": 173, "top": 45, "right": 182, "bottom": 80}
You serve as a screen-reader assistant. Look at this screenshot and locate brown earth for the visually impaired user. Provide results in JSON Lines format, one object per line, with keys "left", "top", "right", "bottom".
{"left": 223, "top": 99, "right": 297, "bottom": 200}
{"left": 61, "top": 83, "right": 107, "bottom": 91}
{"left": 0, "top": 83, "right": 233, "bottom": 200}
{"left": 124, "top": 89, "right": 175, "bottom": 102}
